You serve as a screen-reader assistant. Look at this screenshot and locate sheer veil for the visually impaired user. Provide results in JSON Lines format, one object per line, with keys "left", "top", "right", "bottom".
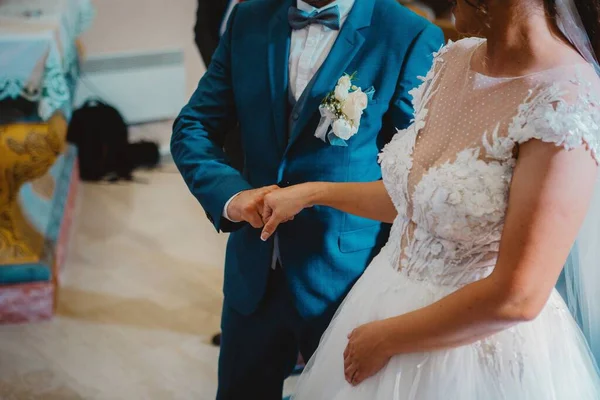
{"left": 555, "top": 0, "right": 600, "bottom": 366}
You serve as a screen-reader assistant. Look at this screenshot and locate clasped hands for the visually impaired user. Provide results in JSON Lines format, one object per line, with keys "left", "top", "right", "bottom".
{"left": 225, "top": 183, "right": 314, "bottom": 241}
{"left": 226, "top": 183, "right": 395, "bottom": 386}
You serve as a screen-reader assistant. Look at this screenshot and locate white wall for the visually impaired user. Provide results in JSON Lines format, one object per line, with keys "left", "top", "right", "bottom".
{"left": 79, "top": 0, "right": 206, "bottom": 97}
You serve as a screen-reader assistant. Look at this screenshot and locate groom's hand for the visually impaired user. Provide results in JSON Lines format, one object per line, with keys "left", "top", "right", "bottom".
{"left": 227, "top": 186, "right": 279, "bottom": 228}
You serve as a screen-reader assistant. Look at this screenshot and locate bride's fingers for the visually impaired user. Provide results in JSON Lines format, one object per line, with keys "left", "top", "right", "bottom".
{"left": 262, "top": 203, "right": 273, "bottom": 224}
{"left": 351, "top": 370, "right": 362, "bottom": 386}
{"left": 344, "top": 362, "right": 358, "bottom": 383}
{"left": 343, "top": 349, "right": 356, "bottom": 371}
{"left": 261, "top": 213, "right": 282, "bottom": 241}
{"left": 344, "top": 361, "right": 353, "bottom": 375}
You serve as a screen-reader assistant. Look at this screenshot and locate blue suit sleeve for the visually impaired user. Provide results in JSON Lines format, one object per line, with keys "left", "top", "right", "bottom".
{"left": 380, "top": 24, "right": 444, "bottom": 146}
{"left": 171, "top": 5, "right": 252, "bottom": 232}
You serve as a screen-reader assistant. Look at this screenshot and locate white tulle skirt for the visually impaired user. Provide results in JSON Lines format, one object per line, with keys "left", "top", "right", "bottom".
{"left": 292, "top": 253, "right": 600, "bottom": 400}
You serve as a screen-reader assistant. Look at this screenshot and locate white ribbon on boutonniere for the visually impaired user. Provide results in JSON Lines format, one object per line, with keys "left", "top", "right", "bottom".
{"left": 315, "top": 73, "right": 375, "bottom": 147}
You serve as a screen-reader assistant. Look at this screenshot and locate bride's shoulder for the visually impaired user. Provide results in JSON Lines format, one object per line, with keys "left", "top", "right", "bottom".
{"left": 509, "top": 64, "right": 600, "bottom": 162}
{"left": 420, "top": 37, "right": 483, "bottom": 82}
{"left": 520, "top": 63, "right": 600, "bottom": 113}
{"left": 435, "top": 37, "right": 485, "bottom": 62}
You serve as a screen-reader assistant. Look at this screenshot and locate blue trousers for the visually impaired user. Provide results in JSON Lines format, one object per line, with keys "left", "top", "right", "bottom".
{"left": 216, "top": 267, "right": 340, "bottom": 400}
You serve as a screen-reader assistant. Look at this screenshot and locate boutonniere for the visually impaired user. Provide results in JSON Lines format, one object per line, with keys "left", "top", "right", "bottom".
{"left": 315, "top": 73, "right": 375, "bottom": 146}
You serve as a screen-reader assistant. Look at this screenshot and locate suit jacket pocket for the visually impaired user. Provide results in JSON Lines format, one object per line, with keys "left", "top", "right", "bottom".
{"left": 338, "top": 224, "right": 383, "bottom": 253}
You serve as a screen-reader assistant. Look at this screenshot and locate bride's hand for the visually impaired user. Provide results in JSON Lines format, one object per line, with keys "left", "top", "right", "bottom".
{"left": 260, "top": 183, "right": 316, "bottom": 241}
{"left": 344, "top": 320, "right": 392, "bottom": 386}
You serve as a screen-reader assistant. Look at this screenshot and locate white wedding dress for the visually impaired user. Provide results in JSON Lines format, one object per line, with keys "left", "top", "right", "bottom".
{"left": 292, "top": 38, "right": 600, "bottom": 399}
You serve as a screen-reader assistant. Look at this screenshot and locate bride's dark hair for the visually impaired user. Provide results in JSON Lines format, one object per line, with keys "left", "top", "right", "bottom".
{"left": 544, "top": 0, "right": 600, "bottom": 59}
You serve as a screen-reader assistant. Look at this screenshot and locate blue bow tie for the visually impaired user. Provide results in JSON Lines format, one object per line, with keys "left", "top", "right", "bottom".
{"left": 288, "top": 5, "right": 341, "bottom": 31}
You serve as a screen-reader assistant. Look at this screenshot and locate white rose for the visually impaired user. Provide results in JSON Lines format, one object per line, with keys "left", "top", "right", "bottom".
{"left": 332, "top": 118, "right": 353, "bottom": 140}
{"left": 335, "top": 85, "right": 349, "bottom": 102}
{"left": 342, "top": 89, "right": 368, "bottom": 122}
{"left": 337, "top": 75, "right": 352, "bottom": 91}
{"left": 335, "top": 75, "right": 352, "bottom": 102}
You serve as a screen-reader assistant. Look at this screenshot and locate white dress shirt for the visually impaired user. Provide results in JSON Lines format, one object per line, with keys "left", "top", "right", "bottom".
{"left": 288, "top": 0, "right": 354, "bottom": 100}
{"left": 223, "top": 0, "right": 355, "bottom": 222}
{"left": 220, "top": 0, "right": 241, "bottom": 36}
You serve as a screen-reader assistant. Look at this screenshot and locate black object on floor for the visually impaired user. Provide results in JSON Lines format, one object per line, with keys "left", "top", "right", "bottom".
{"left": 212, "top": 333, "right": 221, "bottom": 346}
{"left": 128, "top": 140, "right": 160, "bottom": 170}
{"left": 67, "top": 99, "right": 160, "bottom": 182}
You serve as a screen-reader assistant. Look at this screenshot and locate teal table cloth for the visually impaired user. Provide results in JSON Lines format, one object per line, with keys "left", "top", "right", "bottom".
{"left": 0, "top": 0, "right": 95, "bottom": 120}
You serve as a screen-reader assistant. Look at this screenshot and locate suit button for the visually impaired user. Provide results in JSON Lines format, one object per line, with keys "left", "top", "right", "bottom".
{"left": 293, "top": 113, "right": 299, "bottom": 121}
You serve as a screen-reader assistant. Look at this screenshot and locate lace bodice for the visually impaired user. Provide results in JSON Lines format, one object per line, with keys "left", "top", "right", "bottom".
{"left": 379, "top": 38, "right": 600, "bottom": 287}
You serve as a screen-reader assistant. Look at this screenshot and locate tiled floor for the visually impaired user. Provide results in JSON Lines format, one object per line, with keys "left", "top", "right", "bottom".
{"left": 0, "top": 122, "right": 298, "bottom": 399}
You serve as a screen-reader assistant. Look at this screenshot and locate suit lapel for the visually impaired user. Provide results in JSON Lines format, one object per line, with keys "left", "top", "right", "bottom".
{"left": 268, "top": 0, "right": 293, "bottom": 155}
{"left": 285, "top": 0, "right": 374, "bottom": 154}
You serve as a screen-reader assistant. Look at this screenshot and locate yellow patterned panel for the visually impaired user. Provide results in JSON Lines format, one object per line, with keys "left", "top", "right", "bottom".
{"left": 0, "top": 114, "right": 67, "bottom": 264}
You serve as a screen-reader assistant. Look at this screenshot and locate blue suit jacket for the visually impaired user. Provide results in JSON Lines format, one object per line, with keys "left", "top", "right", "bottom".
{"left": 172, "top": 0, "right": 444, "bottom": 318}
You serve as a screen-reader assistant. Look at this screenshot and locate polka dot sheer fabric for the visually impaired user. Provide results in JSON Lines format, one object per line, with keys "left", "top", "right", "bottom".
{"left": 380, "top": 37, "right": 600, "bottom": 289}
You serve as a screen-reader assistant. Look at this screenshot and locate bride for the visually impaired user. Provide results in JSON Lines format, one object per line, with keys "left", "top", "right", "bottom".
{"left": 259, "top": 0, "right": 600, "bottom": 398}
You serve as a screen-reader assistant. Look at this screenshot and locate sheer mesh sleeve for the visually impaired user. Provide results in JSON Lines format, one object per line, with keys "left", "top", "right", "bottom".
{"left": 408, "top": 38, "right": 483, "bottom": 124}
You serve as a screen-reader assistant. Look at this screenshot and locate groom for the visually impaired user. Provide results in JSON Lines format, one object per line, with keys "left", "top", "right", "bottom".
{"left": 171, "top": 0, "right": 443, "bottom": 398}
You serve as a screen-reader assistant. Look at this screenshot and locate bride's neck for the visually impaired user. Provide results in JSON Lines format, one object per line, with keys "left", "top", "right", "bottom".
{"left": 481, "top": 5, "right": 568, "bottom": 76}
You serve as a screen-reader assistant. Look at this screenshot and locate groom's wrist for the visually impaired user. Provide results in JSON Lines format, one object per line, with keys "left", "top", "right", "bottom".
{"left": 223, "top": 192, "right": 243, "bottom": 222}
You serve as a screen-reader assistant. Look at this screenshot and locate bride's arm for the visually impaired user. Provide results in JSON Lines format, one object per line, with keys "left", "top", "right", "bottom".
{"left": 344, "top": 140, "right": 597, "bottom": 385}
{"left": 260, "top": 180, "right": 396, "bottom": 241}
